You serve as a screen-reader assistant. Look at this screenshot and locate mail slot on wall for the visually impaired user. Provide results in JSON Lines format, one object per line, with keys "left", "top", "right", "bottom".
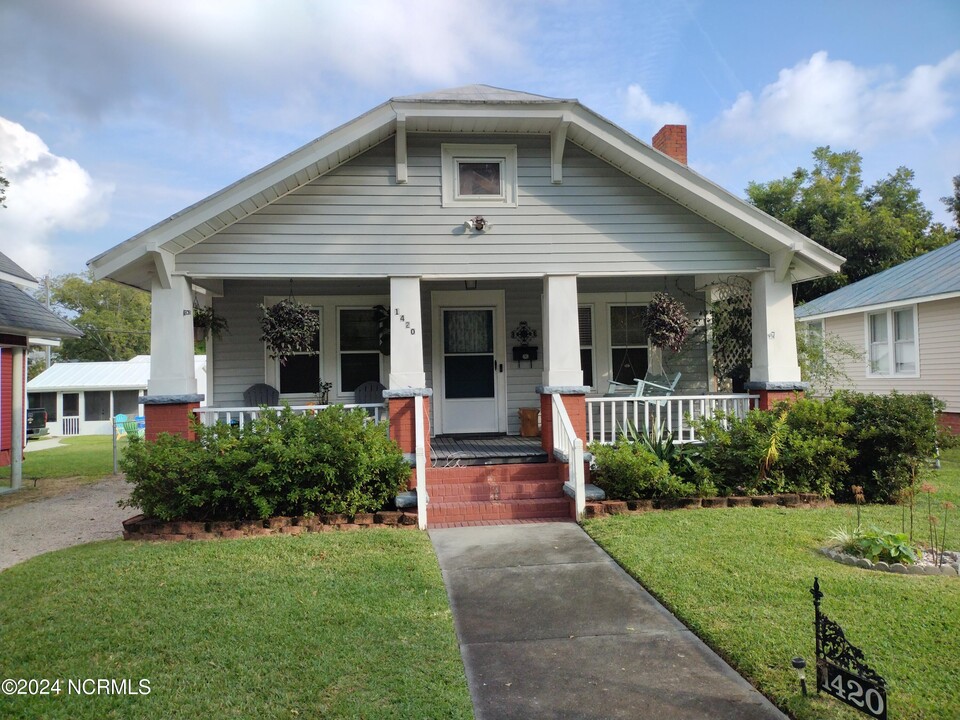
{"left": 512, "top": 346, "right": 538, "bottom": 362}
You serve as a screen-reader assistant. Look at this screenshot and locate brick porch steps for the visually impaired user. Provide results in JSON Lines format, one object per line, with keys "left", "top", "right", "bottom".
{"left": 426, "top": 462, "right": 573, "bottom": 525}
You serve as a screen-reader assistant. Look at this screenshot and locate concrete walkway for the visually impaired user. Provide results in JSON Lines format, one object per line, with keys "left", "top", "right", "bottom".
{"left": 430, "top": 522, "right": 787, "bottom": 720}
{"left": 0, "top": 478, "right": 133, "bottom": 572}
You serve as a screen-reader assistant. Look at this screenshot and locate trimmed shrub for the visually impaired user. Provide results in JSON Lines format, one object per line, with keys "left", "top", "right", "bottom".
{"left": 835, "top": 391, "right": 943, "bottom": 502}
{"left": 589, "top": 439, "right": 695, "bottom": 500}
{"left": 121, "top": 406, "right": 410, "bottom": 521}
{"left": 692, "top": 396, "right": 854, "bottom": 497}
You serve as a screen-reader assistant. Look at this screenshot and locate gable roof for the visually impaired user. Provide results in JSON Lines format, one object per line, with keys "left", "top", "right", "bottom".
{"left": 796, "top": 240, "right": 960, "bottom": 320}
{"left": 0, "top": 281, "right": 82, "bottom": 339}
{"left": 88, "top": 84, "right": 844, "bottom": 289}
{"left": 0, "top": 250, "right": 38, "bottom": 288}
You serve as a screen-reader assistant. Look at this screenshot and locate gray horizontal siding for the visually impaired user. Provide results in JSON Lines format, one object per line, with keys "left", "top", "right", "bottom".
{"left": 178, "top": 135, "right": 768, "bottom": 277}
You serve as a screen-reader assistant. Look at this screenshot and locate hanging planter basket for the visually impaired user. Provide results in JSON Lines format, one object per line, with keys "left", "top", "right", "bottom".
{"left": 193, "top": 303, "right": 229, "bottom": 343}
{"left": 258, "top": 298, "right": 321, "bottom": 365}
{"left": 642, "top": 292, "right": 691, "bottom": 353}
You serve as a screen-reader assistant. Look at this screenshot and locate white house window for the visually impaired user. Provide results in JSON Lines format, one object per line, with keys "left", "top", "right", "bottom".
{"left": 867, "top": 306, "right": 917, "bottom": 376}
{"left": 279, "top": 309, "right": 321, "bottom": 395}
{"left": 579, "top": 305, "right": 594, "bottom": 388}
{"left": 441, "top": 144, "right": 518, "bottom": 207}
{"left": 339, "top": 308, "right": 382, "bottom": 393}
{"left": 610, "top": 305, "right": 648, "bottom": 384}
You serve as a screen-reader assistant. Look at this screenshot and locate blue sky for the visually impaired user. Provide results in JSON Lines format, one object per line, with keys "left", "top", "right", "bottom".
{"left": 0, "top": 0, "right": 958, "bottom": 277}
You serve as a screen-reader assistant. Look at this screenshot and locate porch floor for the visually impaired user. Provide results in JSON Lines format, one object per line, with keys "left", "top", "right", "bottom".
{"left": 431, "top": 436, "right": 547, "bottom": 467}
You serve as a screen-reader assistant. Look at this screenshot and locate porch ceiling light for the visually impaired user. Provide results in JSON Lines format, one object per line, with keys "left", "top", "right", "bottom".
{"left": 463, "top": 215, "right": 490, "bottom": 232}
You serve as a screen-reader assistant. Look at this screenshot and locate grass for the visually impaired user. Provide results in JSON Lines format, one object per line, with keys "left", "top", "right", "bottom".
{"left": 583, "top": 446, "right": 960, "bottom": 720}
{"left": 0, "top": 530, "right": 472, "bottom": 720}
{"left": 0, "top": 436, "right": 124, "bottom": 508}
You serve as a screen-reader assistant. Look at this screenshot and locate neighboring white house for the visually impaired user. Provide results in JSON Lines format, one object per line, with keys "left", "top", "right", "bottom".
{"left": 28, "top": 355, "right": 207, "bottom": 436}
{"left": 86, "top": 85, "right": 843, "bottom": 525}
{"left": 796, "top": 240, "right": 960, "bottom": 432}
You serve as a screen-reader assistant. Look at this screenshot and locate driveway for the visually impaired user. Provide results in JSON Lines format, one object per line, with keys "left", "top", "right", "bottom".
{"left": 0, "top": 478, "right": 134, "bottom": 572}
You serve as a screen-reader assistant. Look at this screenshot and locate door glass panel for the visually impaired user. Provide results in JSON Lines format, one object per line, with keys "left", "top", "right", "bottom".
{"left": 445, "top": 356, "right": 495, "bottom": 398}
{"left": 444, "top": 310, "right": 493, "bottom": 354}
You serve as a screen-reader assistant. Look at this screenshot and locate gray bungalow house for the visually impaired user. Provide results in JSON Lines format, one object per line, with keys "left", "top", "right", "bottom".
{"left": 88, "top": 85, "right": 842, "bottom": 526}
{"left": 796, "top": 240, "right": 960, "bottom": 433}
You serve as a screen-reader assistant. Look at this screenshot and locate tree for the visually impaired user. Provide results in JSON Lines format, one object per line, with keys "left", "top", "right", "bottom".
{"left": 747, "top": 147, "right": 952, "bottom": 303}
{"left": 42, "top": 272, "right": 150, "bottom": 361}
{"left": 0, "top": 163, "right": 8, "bottom": 208}
{"left": 942, "top": 174, "right": 960, "bottom": 239}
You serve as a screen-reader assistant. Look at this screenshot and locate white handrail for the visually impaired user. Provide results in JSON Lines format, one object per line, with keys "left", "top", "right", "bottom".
{"left": 551, "top": 393, "right": 585, "bottom": 520}
{"left": 585, "top": 393, "right": 758, "bottom": 445}
{"left": 192, "top": 403, "right": 386, "bottom": 429}
{"left": 414, "top": 395, "right": 428, "bottom": 530}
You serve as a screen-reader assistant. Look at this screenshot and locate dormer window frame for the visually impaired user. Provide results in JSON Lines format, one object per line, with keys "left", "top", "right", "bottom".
{"left": 441, "top": 143, "right": 518, "bottom": 208}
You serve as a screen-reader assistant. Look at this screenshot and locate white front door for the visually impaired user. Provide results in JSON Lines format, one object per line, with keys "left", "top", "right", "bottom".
{"left": 433, "top": 291, "right": 506, "bottom": 435}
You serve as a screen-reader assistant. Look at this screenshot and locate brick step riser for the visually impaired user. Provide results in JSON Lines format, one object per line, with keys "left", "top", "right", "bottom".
{"left": 428, "top": 465, "right": 565, "bottom": 484}
{"left": 430, "top": 482, "right": 565, "bottom": 502}
{"left": 430, "top": 499, "right": 572, "bottom": 524}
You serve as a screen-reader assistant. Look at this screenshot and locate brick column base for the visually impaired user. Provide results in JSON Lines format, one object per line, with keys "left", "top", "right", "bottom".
{"left": 388, "top": 396, "right": 431, "bottom": 489}
{"left": 744, "top": 382, "right": 808, "bottom": 411}
{"left": 144, "top": 402, "right": 200, "bottom": 441}
{"left": 539, "top": 391, "right": 587, "bottom": 456}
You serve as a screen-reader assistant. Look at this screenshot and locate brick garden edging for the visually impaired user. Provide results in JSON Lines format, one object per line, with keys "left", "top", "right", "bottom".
{"left": 122, "top": 511, "right": 420, "bottom": 541}
{"left": 583, "top": 492, "right": 832, "bottom": 518}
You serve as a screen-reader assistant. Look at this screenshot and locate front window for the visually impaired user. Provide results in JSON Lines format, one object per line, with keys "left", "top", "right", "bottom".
{"left": 579, "top": 305, "right": 594, "bottom": 388}
{"left": 868, "top": 307, "right": 917, "bottom": 376}
{"left": 339, "top": 308, "right": 382, "bottom": 393}
{"left": 279, "top": 309, "right": 321, "bottom": 395}
{"left": 610, "top": 305, "right": 648, "bottom": 384}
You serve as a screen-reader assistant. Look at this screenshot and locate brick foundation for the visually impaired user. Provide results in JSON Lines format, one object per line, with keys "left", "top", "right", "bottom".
{"left": 388, "top": 396, "right": 430, "bottom": 489}
{"left": 143, "top": 402, "right": 200, "bottom": 441}
{"left": 939, "top": 412, "right": 960, "bottom": 435}
{"left": 539, "top": 392, "right": 586, "bottom": 456}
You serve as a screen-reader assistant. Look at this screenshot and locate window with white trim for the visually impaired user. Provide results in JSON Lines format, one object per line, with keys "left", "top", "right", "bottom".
{"left": 610, "top": 305, "right": 648, "bottom": 384}
{"left": 441, "top": 144, "right": 518, "bottom": 207}
{"left": 867, "top": 306, "right": 917, "bottom": 376}
{"left": 278, "top": 308, "right": 321, "bottom": 395}
{"left": 578, "top": 305, "right": 594, "bottom": 388}
{"left": 338, "top": 308, "right": 382, "bottom": 393}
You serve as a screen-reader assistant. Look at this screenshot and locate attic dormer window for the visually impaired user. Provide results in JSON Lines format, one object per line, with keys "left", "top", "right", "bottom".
{"left": 442, "top": 144, "right": 517, "bottom": 207}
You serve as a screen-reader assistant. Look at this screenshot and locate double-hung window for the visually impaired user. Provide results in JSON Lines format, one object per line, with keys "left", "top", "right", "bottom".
{"left": 867, "top": 306, "right": 917, "bottom": 376}
{"left": 578, "top": 306, "right": 594, "bottom": 388}
{"left": 610, "top": 305, "right": 648, "bottom": 384}
{"left": 338, "top": 308, "right": 382, "bottom": 393}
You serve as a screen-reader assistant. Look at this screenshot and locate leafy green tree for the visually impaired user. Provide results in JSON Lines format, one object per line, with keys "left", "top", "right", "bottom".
{"left": 42, "top": 272, "right": 150, "bottom": 361}
{"left": 748, "top": 147, "right": 952, "bottom": 303}
{"left": 0, "top": 164, "right": 9, "bottom": 208}
{"left": 942, "top": 174, "right": 960, "bottom": 238}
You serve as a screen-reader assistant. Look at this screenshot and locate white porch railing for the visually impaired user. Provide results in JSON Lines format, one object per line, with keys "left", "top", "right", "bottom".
{"left": 193, "top": 403, "right": 387, "bottom": 429}
{"left": 551, "top": 393, "right": 585, "bottom": 520}
{"left": 62, "top": 416, "right": 80, "bottom": 436}
{"left": 414, "top": 395, "right": 428, "bottom": 530}
{"left": 585, "top": 394, "right": 758, "bottom": 445}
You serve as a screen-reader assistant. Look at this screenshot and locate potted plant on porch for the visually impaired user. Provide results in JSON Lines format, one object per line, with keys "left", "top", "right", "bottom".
{"left": 641, "top": 292, "right": 691, "bottom": 377}
{"left": 193, "top": 303, "right": 229, "bottom": 343}
{"left": 258, "top": 297, "right": 322, "bottom": 365}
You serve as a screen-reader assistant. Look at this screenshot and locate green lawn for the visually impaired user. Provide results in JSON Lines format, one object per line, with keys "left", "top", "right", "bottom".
{"left": 1, "top": 436, "right": 122, "bottom": 484}
{"left": 584, "top": 446, "right": 960, "bottom": 720}
{"left": 0, "top": 531, "right": 472, "bottom": 720}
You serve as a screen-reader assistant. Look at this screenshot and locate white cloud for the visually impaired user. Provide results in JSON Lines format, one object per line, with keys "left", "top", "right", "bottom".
{"left": 0, "top": 0, "right": 528, "bottom": 124}
{"left": 0, "top": 118, "right": 112, "bottom": 275}
{"left": 624, "top": 84, "right": 690, "bottom": 131}
{"left": 716, "top": 50, "right": 960, "bottom": 146}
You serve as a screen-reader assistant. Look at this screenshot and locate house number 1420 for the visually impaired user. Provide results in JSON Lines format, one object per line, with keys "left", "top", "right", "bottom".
{"left": 395, "top": 308, "right": 416, "bottom": 335}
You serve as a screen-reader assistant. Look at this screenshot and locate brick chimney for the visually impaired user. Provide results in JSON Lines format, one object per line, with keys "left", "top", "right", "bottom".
{"left": 652, "top": 124, "right": 687, "bottom": 165}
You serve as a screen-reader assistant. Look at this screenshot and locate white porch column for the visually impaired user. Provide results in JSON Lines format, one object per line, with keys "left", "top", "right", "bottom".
{"left": 749, "top": 270, "right": 801, "bottom": 383}
{"left": 10, "top": 346, "right": 24, "bottom": 490}
{"left": 388, "top": 276, "right": 425, "bottom": 388}
{"left": 148, "top": 275, "right": 198, "bottom": 396}
{"left": 542, "top": 274, "right": 583, "bottom": 387}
